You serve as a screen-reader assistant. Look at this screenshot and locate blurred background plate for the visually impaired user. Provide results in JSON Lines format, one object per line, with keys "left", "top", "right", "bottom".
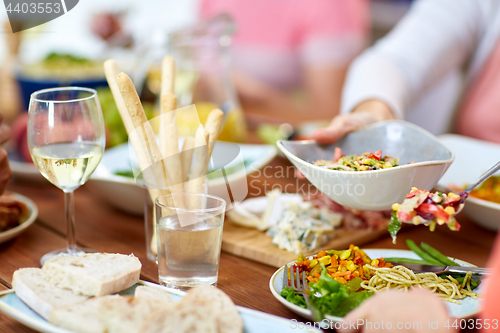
{"left": 0, "top": 192, "right": 38, "bottom": 244}
{"left": 86, "top": 141, "right": 277, "bottom": 215}
{"left": 438, "top": 134, "right": 500, "bottom": 231}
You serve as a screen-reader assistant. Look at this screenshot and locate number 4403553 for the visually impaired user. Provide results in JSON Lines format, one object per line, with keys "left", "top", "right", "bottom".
{"left": 445, "top": 319, "right": 499, "bottom": 330}
{"left": 5, "top": 2, "right": 61, "bottom": 14}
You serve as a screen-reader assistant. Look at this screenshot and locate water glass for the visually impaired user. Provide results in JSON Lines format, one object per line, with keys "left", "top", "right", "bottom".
{"left": 155, "top": 192, "right": 226, "bottom": 290}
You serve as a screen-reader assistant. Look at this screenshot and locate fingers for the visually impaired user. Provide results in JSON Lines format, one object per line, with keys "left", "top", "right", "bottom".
{"left": 312, "top": 119, "right": 346, "bottom": 144}
{"left": 312, "top": 111, "right": 382, "bottom": 144}
{"left": 295, "top": 169, "right": 306, "bottom": 179}
{"left": 0, "top": 124, "right": 11, "bottom": 145}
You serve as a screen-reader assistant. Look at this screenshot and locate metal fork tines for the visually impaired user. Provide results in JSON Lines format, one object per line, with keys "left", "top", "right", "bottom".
{"left": 282, "top": 264, "right": 323, "bottom": 322}
{"left": 282, "top": 264, "right": 307, "bottom": 292}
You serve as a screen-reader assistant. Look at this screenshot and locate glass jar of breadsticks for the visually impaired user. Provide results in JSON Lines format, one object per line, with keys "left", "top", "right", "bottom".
{"left": 165, "top": 14, "right": 248, "bottom": 143}
{"left": 103, "top": 56, "right": 226, "bottom": 262}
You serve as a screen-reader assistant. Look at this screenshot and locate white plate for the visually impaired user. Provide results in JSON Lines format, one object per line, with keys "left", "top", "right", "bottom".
{"left": 270, "top": 249, "right": 482, "bottom": 322}
{"left": 438, "top": 134, "right": 500, "bottom": 231}
{"left": 11, "top": 141, "right": 277, "bottom": 215}
{"left": 0, "top": 193, "right": 38, "bottom": 244}
{"left": 0, "top": 280, "right": 320, "bottom": 333}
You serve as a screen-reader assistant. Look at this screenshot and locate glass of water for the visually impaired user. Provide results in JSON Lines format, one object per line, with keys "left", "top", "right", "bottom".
{"left": 155, "top": 192, "right": 226, "bottom": 290}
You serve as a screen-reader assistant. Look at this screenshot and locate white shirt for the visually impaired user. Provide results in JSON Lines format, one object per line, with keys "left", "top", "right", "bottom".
{"left": 341, "top": 0, "right": 500, "bottom": 135}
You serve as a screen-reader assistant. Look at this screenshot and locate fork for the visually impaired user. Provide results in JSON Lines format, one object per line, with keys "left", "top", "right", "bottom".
{"left": 282, "top": 264, "right": 324, "bottom": 322}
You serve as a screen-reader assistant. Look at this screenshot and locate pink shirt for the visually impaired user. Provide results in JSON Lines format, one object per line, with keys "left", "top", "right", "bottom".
{"left": 457, "top": 38, "right": 500, "bottom": 143}
{"left": 200, "top": 0, "right": 369, "bottom": 90}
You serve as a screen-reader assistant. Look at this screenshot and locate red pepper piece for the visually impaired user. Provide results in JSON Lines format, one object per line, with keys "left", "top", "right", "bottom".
{"left": 417, "top": 203, "right": 450, "bottom": 222}
{"left": 367, "top": 150, "right": 382, "bottom": 161}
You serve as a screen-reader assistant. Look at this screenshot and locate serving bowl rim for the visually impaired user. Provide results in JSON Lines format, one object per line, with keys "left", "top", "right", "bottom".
{"left": 277, "top": 120, "right": 455, "bottom": 176}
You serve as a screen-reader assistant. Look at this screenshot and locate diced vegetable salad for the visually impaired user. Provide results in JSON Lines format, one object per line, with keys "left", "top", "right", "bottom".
{"left": 389, "top": 187, "right": 463, "bottom": 243}
{"left": 281, "top": 244, "right": 391, "bottom": 317}
{"left": 314, "top": 148, "right": 399, "bottom": 171}
{"left": 289, "top": 245, "right": 392, "bottom": 286}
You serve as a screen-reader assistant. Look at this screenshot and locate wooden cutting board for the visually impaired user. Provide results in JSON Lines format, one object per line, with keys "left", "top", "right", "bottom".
{"left": 221, "top": 220, "right": 389, "bottom": 268}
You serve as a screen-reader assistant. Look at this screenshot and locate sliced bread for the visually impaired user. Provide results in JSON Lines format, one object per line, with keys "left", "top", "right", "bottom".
{"left": 134, "top": 285, "right": 175, "bottom": 303}
{"left": 142, "top": 300, "right": 218, "bottom": 333}
{"left": 12, "top": 268, "right": 88, "bottom": 320}
{"left": 98, "top": 293, "right": 173, "bottom": 333}
{"left": 42, "top": 253, "right": 141, "bottom": 296}
{"left": 49, "top": 295, "right": 120, "bottom": 333}
{"left": 141, "top": 285, "right": 242, "bottom": 333}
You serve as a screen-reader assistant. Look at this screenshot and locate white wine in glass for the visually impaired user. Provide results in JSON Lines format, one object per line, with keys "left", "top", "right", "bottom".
{"left": 27, "top": 87, "right": 105, "bottom": 264}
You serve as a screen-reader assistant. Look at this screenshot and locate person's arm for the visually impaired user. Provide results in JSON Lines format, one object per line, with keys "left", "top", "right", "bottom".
{"left": 315, "top": 0, "right": 487, "bottom": 143}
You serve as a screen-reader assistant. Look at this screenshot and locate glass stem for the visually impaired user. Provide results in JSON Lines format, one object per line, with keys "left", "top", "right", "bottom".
{"left": 64, "top": 190, "right": 77, "bottom": 255}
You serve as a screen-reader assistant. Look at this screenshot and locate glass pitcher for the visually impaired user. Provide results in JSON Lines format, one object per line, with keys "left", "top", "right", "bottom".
{"left": 148, "top": 14, "right": 247, "bottom": 142}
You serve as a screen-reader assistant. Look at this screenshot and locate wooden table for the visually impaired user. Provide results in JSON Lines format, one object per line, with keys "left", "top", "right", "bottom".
{"left": 0, "top": 157, "right": 496, "bottom": 332}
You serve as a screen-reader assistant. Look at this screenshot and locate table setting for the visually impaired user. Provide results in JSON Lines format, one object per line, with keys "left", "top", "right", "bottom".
{"left": 2, "top": 8, "right": 500, "bottom": 333}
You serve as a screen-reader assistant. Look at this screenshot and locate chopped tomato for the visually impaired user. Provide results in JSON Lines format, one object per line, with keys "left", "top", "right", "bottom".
{"left": 367, "top": 150, "right": 382, "bottom": 161}
{"left": 417, "top": 203, "right": 450, "bottom": 222}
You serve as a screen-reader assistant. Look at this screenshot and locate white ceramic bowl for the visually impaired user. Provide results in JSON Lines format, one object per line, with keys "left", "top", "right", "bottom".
{"left": 438, "top": 134, "right": 500, "bottom": 231}
{"left": 277, "top": 121, "right": 454, "bottom": 211}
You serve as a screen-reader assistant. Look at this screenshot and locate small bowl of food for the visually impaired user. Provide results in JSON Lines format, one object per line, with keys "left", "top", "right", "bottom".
{"left": 439, "top": 134, "right": 500, "bottom": 231}
{"left": 277, "top": 120, "right": 454, "bottom": 211}
{"left": 15, "top": 53, "right": 107, "bottom": 110}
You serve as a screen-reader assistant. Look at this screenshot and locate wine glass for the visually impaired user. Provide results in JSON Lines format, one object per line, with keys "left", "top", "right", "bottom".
{"left": 27, "top": 87, "right": 105, "bottom": 264}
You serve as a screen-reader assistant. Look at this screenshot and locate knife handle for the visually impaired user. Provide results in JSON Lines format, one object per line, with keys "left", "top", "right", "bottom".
{"left": 446, "top": 266, "right": 489, "bottom": 275}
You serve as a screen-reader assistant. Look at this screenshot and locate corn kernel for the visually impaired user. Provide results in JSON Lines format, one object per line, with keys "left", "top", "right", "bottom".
{"left": 448, "top": 192, "right": 460, "bottom": 199}
{"left": 444, "top": 207, "right": 455, "bottom": 215}
{"left": 318, "top": 256, "right": 332, "bottom": 266}
{"left": 340, "top": 250, "right": 351, "bottom": 260}
{"left": 308, "top": 259, "right": 318, "bottom": 268}
{"left": 347, "top": 263, "right": 357, "bottom": 271}
{"left": 391, "top": 203, "right": 400, "bottom": 211}
{"left": 371, "top": 259, "right": 379, "bottom": 267}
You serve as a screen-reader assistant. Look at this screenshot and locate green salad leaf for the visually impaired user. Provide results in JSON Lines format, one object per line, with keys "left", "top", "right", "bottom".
{"left": 388, "top": 211, "right": 402, "bottom": 244}
{"left": 280, "top": 286, "right": 307, "bottom": 308}
{"left": 309, "top": 267, "right": 373, "bottom": 318}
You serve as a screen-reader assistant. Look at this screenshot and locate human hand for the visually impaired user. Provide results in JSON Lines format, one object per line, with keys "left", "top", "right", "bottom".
{"left": 0, "top": 114, "right": 12, "bottom": 195}
{"left": 338, "top": 289, "right": 458, "bottom": 333}
{"left": 296, "top": 100, "right": 395, "bottom": 180}
{"left": 312, "top": 99, "right": 395, "bottom": 144}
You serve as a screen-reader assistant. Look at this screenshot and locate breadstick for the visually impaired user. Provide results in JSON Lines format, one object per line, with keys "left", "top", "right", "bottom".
{"left": 104, "top": 60, "right": 134, "bottom": 134}
{"left": 204, "top": 109, "right": 224, "bottom": 156}
{"left": 106, "top": 67, "right": 168, "bottom": 255}
{"left": 117, "top": 72, "right": 168, "bottom": 190}
{"left": 186, "top": 125, "right": 209, "bottom": 210}
{"left": 161, "top": 56, "right": 175, "bottom": 96}
{"left": 159, "top": 94, "right": 183, "bottom": 190}
{"left": 180, "top": 136, "right": 195, "bottom": 185}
